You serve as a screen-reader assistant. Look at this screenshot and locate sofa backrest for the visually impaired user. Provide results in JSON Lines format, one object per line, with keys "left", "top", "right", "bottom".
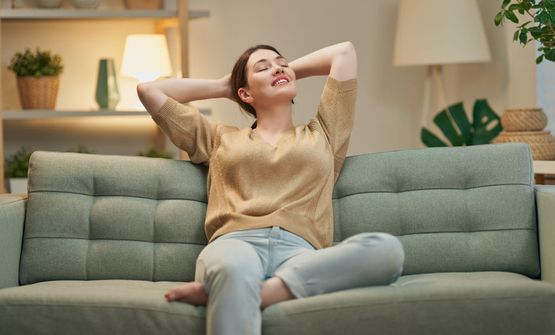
{"left": 20, "top": 152, "right": 209, "bottom": 284}
{"left": 332, "top": 143, "right": 539, "bottom": 278}
{"left": 20, "top": 142, "right": 539, "bottom": 284}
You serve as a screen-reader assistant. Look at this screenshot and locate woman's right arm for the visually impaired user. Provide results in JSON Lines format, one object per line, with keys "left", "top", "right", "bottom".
{"left": 137, "top": 75, "right": 232, "bottom": 115}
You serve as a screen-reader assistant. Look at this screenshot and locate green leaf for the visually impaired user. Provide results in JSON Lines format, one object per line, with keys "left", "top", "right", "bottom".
{"left": 433, "top": 109, "right": 464, "bottom": 146}
{"left": 502, "top": 0, "right": 511, "bottom": 8}
{"left": 422, "top": 100, "right": 503, "bottom": 147}
{"left": 471, "top": 100, "right": 503, "bottom": 145}
{"left": 536, "top": 54, "right": 545, "bottom": 63}
{"left": 495, "top": 12, "right": 504, "bottom": 26}
{"left": 519, "top": 30, "right": 529, "bottom": 44}
{"left": 446, "top": 102, "right": 473, "bottom": 145}
{"left": 506, "top": 10, "right": 519, "bottom": 23}
{"left": 536, "top": 10, "right": 549, "bottom": 24}
{"left": 421, "top": 128, "right": 448, "bottom": 147}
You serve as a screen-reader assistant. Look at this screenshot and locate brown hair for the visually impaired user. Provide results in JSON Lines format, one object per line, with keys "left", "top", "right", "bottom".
{"left": 230, "top": 44, "right": 283, "bottom": 120}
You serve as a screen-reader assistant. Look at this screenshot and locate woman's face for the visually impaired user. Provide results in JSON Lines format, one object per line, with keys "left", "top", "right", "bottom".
{"left": 239, "top": 48, "right": 297, "bottom": 108}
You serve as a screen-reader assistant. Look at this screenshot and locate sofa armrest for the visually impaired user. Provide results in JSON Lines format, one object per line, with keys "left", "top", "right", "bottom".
{"left": 0, "top": 193, "right": 27, "bottom": 289}
{"left": 534, "top": 185, "right": 555, "bottom": 284}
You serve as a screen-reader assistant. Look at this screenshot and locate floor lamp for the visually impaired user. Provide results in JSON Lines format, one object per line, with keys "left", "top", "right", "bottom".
{"left": 393, "top": 0, "right": 491, "bottom": 129}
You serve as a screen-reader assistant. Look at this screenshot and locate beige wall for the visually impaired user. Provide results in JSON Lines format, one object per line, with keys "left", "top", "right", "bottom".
{"left": 1, "top": 0, "right": 537, "bottom": 158}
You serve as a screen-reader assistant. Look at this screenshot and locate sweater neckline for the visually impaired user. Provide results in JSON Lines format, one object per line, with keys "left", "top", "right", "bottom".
{"left": 250, "top": 126, "right": 297, "bottom": 148}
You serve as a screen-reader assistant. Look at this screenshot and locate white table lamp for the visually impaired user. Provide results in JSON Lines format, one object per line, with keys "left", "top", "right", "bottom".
{"left": 121, "top": 34, "right": 173, "bottom": 83}
{"left": 393, "top": 0, "right": 491, "bottom": 128}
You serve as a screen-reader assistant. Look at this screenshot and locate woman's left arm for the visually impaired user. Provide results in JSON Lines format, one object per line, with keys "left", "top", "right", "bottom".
{"left": 289, "top": 41, "right": 357, "bottom": 81}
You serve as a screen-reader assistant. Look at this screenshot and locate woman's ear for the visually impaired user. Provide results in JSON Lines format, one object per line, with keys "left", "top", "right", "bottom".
{"left": 238, "top": 88, "right": 253, "bottom": 103}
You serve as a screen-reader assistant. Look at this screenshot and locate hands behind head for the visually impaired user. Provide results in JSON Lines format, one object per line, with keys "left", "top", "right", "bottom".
{"left": 220, "top": 74, "right": 233, "bottom": 101}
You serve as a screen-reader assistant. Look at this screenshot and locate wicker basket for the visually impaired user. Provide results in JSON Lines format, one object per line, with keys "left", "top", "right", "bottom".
{"left": 494, "top": 130, "right": 555, "bottom": 144}
{"left": 501, "top": 108, "right": 547, "bottom": 131}
{"left": 123, "top": 0, "right": 162, "bottom": 9}
{"left": 16, "top": 76, "right": 59, "bottom": 110}
{"left": 494, "top": 130, "right": 555, "bottom": 160}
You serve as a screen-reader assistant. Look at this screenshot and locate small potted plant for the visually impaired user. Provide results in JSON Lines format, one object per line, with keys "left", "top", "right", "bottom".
{"left": 4, "top": 146, "right": 33, "bottom": 194}
{"left": 8, "top": 48, "right": 64, "bottom": 109}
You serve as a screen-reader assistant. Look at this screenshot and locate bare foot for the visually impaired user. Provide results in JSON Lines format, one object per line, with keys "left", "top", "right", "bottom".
{"left": 260, "top": 277, "right": 295, "bottom": 309}
{"left": 164, "top": 282, "right": 208, "bottom": 305}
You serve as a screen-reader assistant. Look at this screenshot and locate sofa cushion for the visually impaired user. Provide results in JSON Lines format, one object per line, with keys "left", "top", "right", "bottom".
{"left": 1, "top": 272, "right": 553, "bottom": 335}
{"left": 0, "top": 280, "right": 205, "bottom": 335}
{"left": 333, "top": 143, "right": 539, "bottom": 277}
{"left": 21, "top": 152, "right": 209, "bottom": 284}
{"left": 263, "top": 271, "right": 555, "bottom": 335}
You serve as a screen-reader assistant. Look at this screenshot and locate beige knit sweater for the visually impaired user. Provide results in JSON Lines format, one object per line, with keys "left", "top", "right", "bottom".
{"left": 151, "top": 76, "right": 357, "bottom": 249}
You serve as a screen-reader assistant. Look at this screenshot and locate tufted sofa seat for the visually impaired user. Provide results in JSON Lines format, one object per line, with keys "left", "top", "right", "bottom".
{"left": 0, "top": 142, "right": 554, "bottom": 334}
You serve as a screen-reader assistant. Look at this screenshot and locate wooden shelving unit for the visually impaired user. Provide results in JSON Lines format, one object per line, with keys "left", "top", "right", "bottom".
{"left": 0, "top": 0, "right": 206, "bottom": 193}
{"left": 0, "top": 8, "right": 209, "bottom": 20}
{"left": 2, "top": 108, "right": 210, "bottom": 120}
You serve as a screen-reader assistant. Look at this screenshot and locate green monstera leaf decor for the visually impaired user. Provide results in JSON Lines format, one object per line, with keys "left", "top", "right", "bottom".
{"left": 421, "top": 99, "right": 503, "bottom": 147}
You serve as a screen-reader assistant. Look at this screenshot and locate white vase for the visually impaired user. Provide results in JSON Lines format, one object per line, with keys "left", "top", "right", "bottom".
{"left": 8, "top": 178, "right": 28, "bottom": 194}
{"left": 35, "top": 0, "right": 63, "bottom": 8}
{"left": 71, "top": 0, "right": 101, "bottom": 8}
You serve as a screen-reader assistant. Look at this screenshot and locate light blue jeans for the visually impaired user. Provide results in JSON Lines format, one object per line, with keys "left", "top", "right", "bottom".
{"left": 194, "top": 226, "right": 405, "bottom": 335}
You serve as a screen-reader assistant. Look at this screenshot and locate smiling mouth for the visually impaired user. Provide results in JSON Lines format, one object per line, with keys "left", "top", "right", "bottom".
{"left": 272, "top": 77, "right": 289, "bottom": 87}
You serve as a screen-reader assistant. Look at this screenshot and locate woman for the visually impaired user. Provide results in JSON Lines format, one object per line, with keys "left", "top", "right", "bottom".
{"left": 137, "top": 42, "right": 404, "bottom": 335}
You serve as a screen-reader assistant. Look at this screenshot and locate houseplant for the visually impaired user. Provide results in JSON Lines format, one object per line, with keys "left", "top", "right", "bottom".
{"left": 8, "top": 48, "right": 64, "bottom": 109}
{"left": 421, "top": 99, "right": 503, "bottom": 147}
{"left": 495, "top": 0, "right": 555, "bottom": 63}
{"left": 494, "top": 1, "right": 555, "bottom": 160}
{"left": 4, "top": 146, "right": 33, "bottom": 193}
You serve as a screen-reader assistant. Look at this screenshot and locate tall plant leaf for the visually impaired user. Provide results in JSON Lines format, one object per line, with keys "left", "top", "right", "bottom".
{"left": 433, "top": 108, "right": 464, "bottom": 146}
{"left": 446, "top": 102, "right": 473, "bottom": 144}
{"left": 471, "top": 99, "right": 503, "bottom": 145}
{"left": 421, "top": 128, "right": 448, "bottom": 147}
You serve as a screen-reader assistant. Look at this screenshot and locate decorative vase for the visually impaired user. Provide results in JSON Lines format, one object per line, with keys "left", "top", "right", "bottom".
{"left": 123, "top": 0, "right": 161, "bottom": 9}
{"left": 70, "top": 0, "right": 101, "bottom": 8}
{"left": 16, "top": 76, "right": 59, "bottom": 109}
{"left": 95, "top": 58, "right": 120, "bottom": 110}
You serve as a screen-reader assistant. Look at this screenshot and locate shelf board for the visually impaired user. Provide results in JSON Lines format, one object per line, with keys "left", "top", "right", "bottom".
{"left": 2, "top": 108, "right": 211, "bottom": 120}
{"left": 0, "top": 9, "right": 209, "bottom": 20}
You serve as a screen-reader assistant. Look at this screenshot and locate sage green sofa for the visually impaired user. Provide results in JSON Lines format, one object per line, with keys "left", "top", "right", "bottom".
{"left": 1, "top": 142, "right": 554, "bottom": 335}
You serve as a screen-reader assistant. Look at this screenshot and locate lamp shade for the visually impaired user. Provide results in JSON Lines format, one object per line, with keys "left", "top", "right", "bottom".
{"left": 393, "top": 0, "right": 491, "bottom": 66}
{"left": 120, "top": 34, "right": 173, "bottom": 82}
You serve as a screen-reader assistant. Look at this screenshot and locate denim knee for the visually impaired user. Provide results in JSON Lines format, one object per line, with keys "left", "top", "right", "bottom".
{"left": 345, "top": 232, "right": 405, "bottom": 283}
{"left": 195, "top": 240, "right": 264, "bottom": 295}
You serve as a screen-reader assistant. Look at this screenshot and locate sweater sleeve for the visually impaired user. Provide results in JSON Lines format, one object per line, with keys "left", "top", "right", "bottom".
{"left": 151, "top": 97, "right": 219, "bottom": 165}
{"left": 314, "top": 76, "right": 357, "bottom": 181}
